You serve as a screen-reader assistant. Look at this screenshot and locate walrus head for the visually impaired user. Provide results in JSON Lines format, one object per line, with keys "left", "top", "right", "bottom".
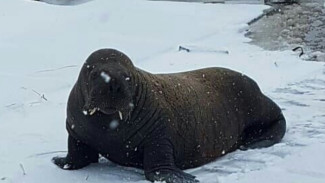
{"left": 80, "top": 49, "right": 135, "bottom": 120}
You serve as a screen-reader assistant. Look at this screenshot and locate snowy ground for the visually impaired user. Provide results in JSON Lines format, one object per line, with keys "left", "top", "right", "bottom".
{"left": 1, "top": 0, "right": 325, "bottom": 183}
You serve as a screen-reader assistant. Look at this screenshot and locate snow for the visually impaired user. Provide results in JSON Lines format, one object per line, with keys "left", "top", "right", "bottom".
{"left": 100, "top": 71, "right": 111, "bottom": 83}
{"left": 109, "top": 120, "right": 119, "bottom": 130}
{"left": 83, "top": 110, "right": 89, "bottom": 115}
{"left": 0, "top": 0, "right": 325, "bottom": 183}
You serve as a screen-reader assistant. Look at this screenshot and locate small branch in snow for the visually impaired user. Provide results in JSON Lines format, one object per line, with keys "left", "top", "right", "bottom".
{"left": 34, "top": 65, "right": 78, "bottom": 74}
{"left": 28, "top": 150, "right": 67, "bottom": 158}
{"left": 31, "top": 89, "right": 48, "bottom": 101}
{"left": 178, "top": 45, "right": 229, "bottom": 54}
{"left": 248, "top": 7, "right": 280, "bottom": 25}
{"left": 292, "top": 46, "right": 304, "bottom": 57}
{"left": 5, "top": 103, "right": 17, "bottom": 108}
{"left": 4, "top": 103, "right": 24, "bottom": 110}
{"left": 29, "top": 101, "right": 42, "bottom": 107}
{"left": 179, "top": 46, "right": 191, "bottom": 52}
{"left": 85, "top": 175, "right": 89, "bottom": 181}
{"left": 1, "top": 177, "right": 7, "bottom": 180}
{"left": 274, "top": 62, "right": 278, "bottom": 67}
{"left": 19, "top": 163, "right": 26, "bottom": 175}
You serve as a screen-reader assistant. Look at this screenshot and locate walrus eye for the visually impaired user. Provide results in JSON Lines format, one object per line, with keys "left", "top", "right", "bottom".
{"left": 90, "top": 71, "right": 99, "bottom": 80}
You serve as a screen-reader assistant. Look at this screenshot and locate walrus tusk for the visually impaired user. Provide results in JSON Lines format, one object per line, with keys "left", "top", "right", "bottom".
{"left": 89, "top": 108, "right": 97, "bottom": 116}
{"left": 118, "top": 111, "right": 123, "bottom": 120}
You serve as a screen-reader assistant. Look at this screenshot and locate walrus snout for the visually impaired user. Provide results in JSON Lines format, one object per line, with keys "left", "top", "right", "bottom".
{"left": 99, "top": 71, "right": 122, "bottom": 94}
{"left": 82, "top": 100, "right": 100, "bottom": 116}
{"left": 82, "top": 102, "right": 118, "bottom": 116}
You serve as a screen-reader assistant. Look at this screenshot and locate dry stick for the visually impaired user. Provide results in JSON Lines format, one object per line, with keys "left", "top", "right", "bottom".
{"left": 29, "top": 101, "right": 42, "bottom": 107}
{"left": 19, "top": 163, "right": 26, "bottom": 176}
{"left": 85, "top": 175, "right": 89, "bottom": 181}
{"left": 28, "top": 150, "right": 67, "bottom": 158}
{"left": 292, "top": 46, "right": 304, "bottom": 57}
{"left": 5, "top": 103, "right": 17, "bottom": 108}
{"left": 178, "top": 46, "right": 191, "bottom": 52}
{"left": 31, "top": 89, "right": 48, "bottom": 101}
{"left": 34, "top": 65, "right": 78, "bottom": 74}
{"left": 178, "top": 45, "right": 229, "bottom": 54}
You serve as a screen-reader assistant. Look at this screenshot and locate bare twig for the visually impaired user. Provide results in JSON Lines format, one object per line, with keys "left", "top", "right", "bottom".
{"left": 31, "top": 89, "right": 48, "bottom": 101}
{"left": 85, "top": 175, "right": 89, "bottom": 181}
{"left": 5, "top": 103, "right": 17, "bottom": 108}
{"left": 19, "top": 163, "right": 26, "bottom": 175}
{"left": 179, "top": 46, "right": 191, "bottom": 52}
{"left": 274, "top": 62, "right": 278, "bottom": 67}
{"left": 41, "top": 94, "right": 47, "bottom": 101}
{"left": 34, "top": 65, "right": 78, "bottom": 74}
{"left": 292, "top": 46, "right": 304, "bottom": 57}
{"left": 31, "top": 89, "right": 41, "bottom": 96}
{"left": 28, "top": 151, "right": 67, "bottom": 158}
{"left": 29, "top": 101, "right": 42, "bottom": 106}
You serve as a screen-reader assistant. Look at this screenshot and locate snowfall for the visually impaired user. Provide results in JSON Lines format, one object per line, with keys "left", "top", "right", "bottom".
{"left": 0, "top": 0, "right": 325, "bottom": 183}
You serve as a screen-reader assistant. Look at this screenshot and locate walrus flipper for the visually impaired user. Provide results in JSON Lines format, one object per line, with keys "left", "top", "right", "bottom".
{"left": 240, "top": 114, "right": 286, "bottom": 150}
{"left": 145, "top": 168, "right": 198, "bottom": 183}
{"left": 144, "top": 138, "right": 199, "bottom": 183}
{"left": 52, "top": 135, "right": 99, "bottom": 170}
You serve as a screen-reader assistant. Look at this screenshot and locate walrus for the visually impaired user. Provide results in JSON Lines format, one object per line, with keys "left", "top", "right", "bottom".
{"left": 53, "top": 48, "right": 286, "bottom": 183}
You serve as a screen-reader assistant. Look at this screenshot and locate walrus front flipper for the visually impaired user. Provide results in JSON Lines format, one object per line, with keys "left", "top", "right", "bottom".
{"left": 144, "top": 138, "right": 199, "bottom": 183}
{"left": 52, "top": 135, "right": 98, "bottom": 170}
{"left": 240, "top": 115, "right": 286, "bottom": 150}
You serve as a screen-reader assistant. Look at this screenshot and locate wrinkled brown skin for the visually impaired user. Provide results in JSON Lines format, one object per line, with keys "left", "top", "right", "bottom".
{"left": 53, "top": 49, "right": 286, "bottom": 183}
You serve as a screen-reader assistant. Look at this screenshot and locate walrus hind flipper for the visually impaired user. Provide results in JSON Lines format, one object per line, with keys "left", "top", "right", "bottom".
{"left": 240, "top": 116, "right": 286, "bottom": 150}
{"left": 52, "top": 135, "right": 99, "bottom": 170}
{"left": 145, "top": 168, "right": 199, "bottom": 183}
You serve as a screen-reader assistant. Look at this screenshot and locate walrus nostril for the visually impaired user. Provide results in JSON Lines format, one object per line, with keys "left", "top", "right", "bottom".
{"left": 109, "top": 81, "right": 121, "bottom": 93}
